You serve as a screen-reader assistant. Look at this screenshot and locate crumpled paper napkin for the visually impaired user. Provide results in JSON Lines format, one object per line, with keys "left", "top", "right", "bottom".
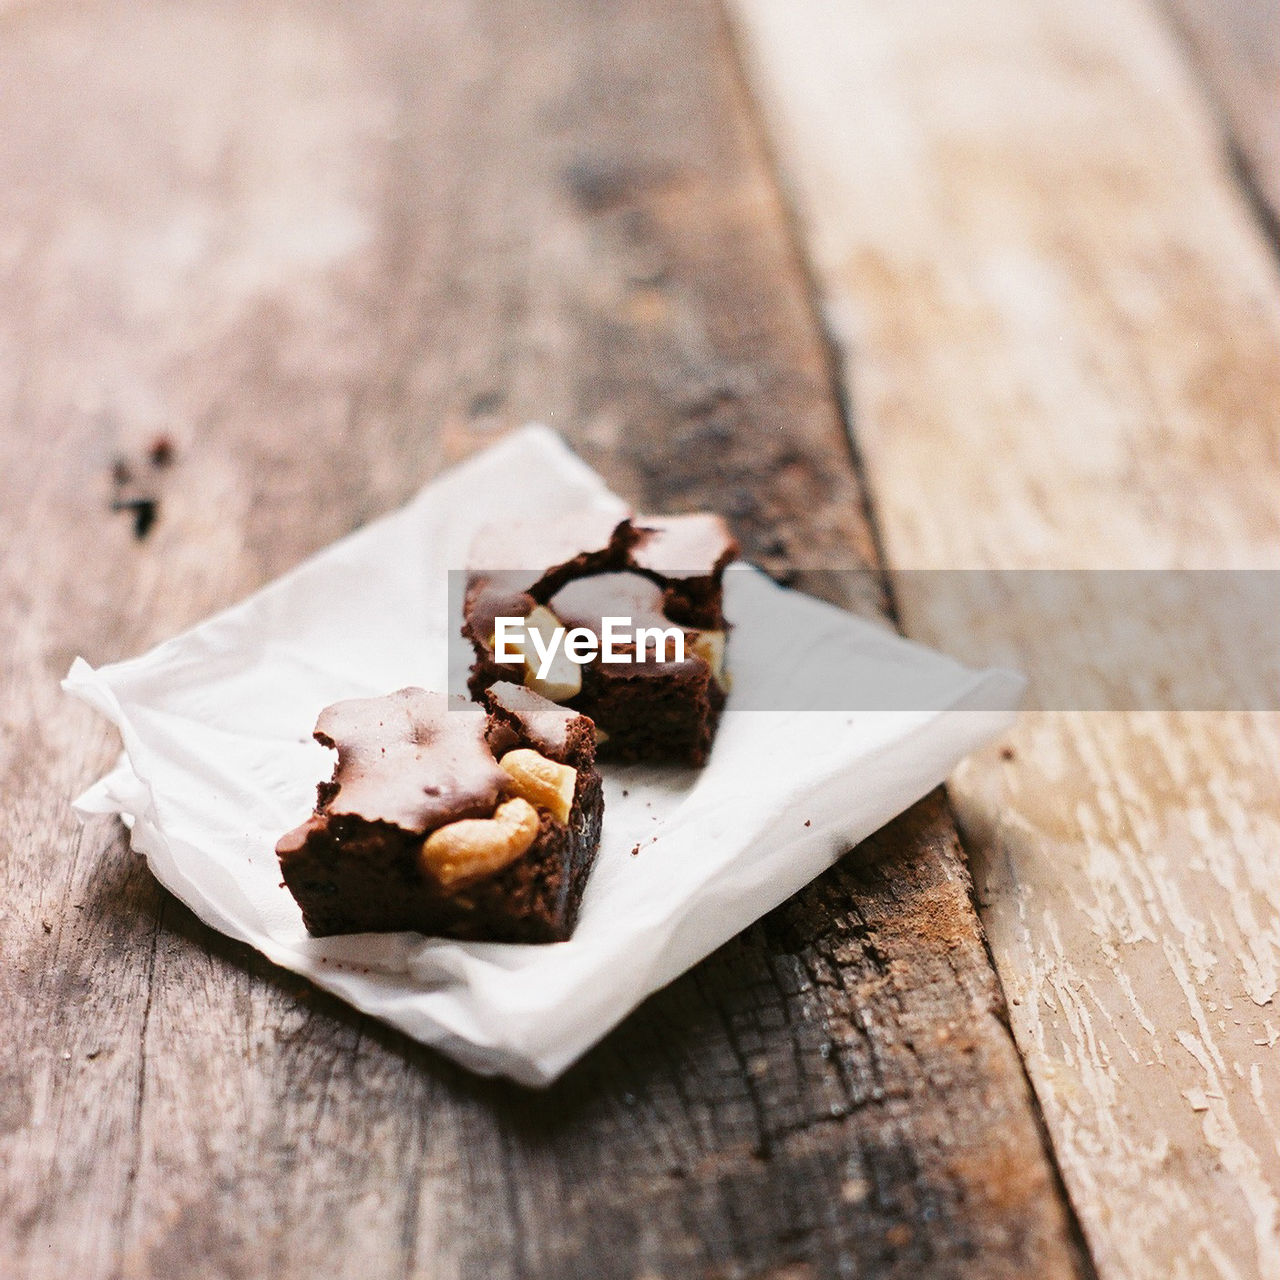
{"left": 64, "top": 425, "right": 1021, "bottom": 1085}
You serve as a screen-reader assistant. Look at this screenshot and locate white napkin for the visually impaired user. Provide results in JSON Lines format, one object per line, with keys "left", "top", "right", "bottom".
{"left": 64, "top": 425, "right": 1022, "bottom": 1085}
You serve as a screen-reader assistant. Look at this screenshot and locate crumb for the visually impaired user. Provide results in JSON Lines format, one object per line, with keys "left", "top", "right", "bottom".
{"left": 85, "top": 1050, "right": 101, "bottom": 1060}
{"left": 999, "top": 745, "right": 1016, "bottom": 761}
{"left": 278, "top": 881, "right": 287, "bottom": 889}
{"left": 469, "top": 389, "right": 504, "bottom": 417}
{"left": 110, "top": 456, "right": 132, "bottom": 486}
{"left": 41, "top": 919, "right": 52, "bottom": 933}
{"left": 111, "top": 496, "right": 158, "bottom": 540}
{"left": 804, "top": 819, "right": 811, "bottom": 828}
{"left": 630, "top": 843, "right": 641, "bottom": 857}
{"left": 621, "top": 789, "right": 629, "bottom": 797}
{"left": 131, "top": 498, "right": 158, "bottom": 540}
{"left": 148, "top": 434, "right": 175, "bottom": 467}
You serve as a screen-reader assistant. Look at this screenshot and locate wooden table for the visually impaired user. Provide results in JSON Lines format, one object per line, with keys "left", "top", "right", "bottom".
{"left": 2, "top": 1, "right": 1275, "bottom": 1276}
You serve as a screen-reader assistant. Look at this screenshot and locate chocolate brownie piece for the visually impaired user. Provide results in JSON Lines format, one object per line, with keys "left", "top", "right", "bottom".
{"left": 276, "top": 684, "right": 603, "bottom": 942}
{"left": 463, "top": 511, "right": 737, "bottom": 766}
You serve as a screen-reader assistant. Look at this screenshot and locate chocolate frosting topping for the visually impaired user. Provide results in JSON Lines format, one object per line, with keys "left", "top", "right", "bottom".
{"left": 628, "top": 513, "right": 737, "bottom": 578}
{"left": 549, "top": 571, "right": 674, "bottom": 636}
{"left": 463, "top": 581, "right": 536, "bottom": 646}
{"left": 311, "top": 688, "right": 507, "bottom": 833}
{"left": 484, "top": 680, "right": 579, "bottom": 756}
{"left": 466, "top": 510, "right": 624, "bottom": 593}
{"left": 463, "top": 511, "right": 737, "bottom": 629}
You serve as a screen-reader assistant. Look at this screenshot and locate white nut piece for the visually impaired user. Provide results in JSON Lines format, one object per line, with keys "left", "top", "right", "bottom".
{"left": 499, "top": 749, "right": 577, "bottom": 824}
{"left": 420, "top": 797, "right": 540, "bottom": 889}
{"left": 522, "top": 605, "right": 582, "bottom": 702}
{"left": 689, "top": 629, "right": 727, "bottom": 688}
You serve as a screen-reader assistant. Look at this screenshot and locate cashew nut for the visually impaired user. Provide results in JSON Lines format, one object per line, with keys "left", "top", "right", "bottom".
{"left": 522, "top": 605, "right": 583, "bottom": 702}
{"left": 420, "top": 796, "right": 540, "bottom": 889}
{"left": 499, "top": 749, "right": 577, "bottom": 823}
{"left": 690, "top": 629, "right": 727, "bottom": 688}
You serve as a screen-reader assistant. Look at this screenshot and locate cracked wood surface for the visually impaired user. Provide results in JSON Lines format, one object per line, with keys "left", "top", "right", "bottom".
{"left": 729, "top": 0, "right": 1280, "bottom": 1277}
{"left": 1161, "top": 0, "right": 1280, "bottom": 229}
{"left": 0, "top": 0, "right": 1087, "bottom": 1276}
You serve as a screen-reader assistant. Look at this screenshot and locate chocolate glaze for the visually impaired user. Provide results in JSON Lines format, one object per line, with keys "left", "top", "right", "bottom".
{"left": 463, "top": 511, "right": 737, "bottom": 633}
{"left": 466, "top": 510, "right": 624, "bottom": 594}
{"left": 292, "top": 688, "right": 507, "bottom": 837}
{"left": 628, "top": 513, "right": 737, "bottom": 578}
{"left": 549, "top": 571, "right": 674, "bottom": 636}
{"left": 462, "top": 580, "right": 537, "bottom": 648}
{"left": 484, "top": 680, "right": 578, "bottom": 756}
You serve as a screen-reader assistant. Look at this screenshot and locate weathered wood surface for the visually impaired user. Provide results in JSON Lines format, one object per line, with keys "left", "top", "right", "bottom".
{"left": 729, "top": 0, "right": 1280, "bottom": 1277}
{"left": 1162, "top": 0, "right": 1280, "bottom": 230}
{"left": 0, "top": 1, "right": 1087, "bottom": 1276}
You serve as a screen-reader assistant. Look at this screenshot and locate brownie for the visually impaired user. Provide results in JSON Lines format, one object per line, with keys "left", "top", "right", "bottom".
{"left": 275, "top": 684, "right": 604, "bottom": 942}
{"left": 463, "top": 511, "right": 737, "bottom": 766}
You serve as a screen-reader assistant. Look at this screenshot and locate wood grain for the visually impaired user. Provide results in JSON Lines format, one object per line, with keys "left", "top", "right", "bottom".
{"left": 1161, "top": 0, "right": 1280, "bottom": 232}
{"left": 728, "top": 0, "right": 1280, "bottom": 1277}
{"left": 0, "top": 0, "right": 1085, "bottom": 1276}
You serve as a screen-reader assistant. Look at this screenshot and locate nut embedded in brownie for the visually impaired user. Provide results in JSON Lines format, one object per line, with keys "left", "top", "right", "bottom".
{"left": 463, "top": 512, "right": 737, "bottom": 766}
{"left": 276, "top": 684, "right": 604, "bottom": 942}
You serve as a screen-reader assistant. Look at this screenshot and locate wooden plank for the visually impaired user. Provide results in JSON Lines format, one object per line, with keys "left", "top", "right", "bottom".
{"left": 1160, "top": 0, "right": 1280, "bottom": 232}
{"left": 0, "top": 1, "right": 1086, "bottom": 1277}
{"left": 728, "top": 0, "right": 1280, "bottom": 1277}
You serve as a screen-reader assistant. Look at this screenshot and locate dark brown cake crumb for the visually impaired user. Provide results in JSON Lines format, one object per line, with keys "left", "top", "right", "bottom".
{"left": 110, "top": 497, "right": 158, "bottom": 540}
{"left": 108, "top": 447, "right": 166, "bottom": 540}
{"left": 148, "top": 434, "right": 175, "bottom": 467}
